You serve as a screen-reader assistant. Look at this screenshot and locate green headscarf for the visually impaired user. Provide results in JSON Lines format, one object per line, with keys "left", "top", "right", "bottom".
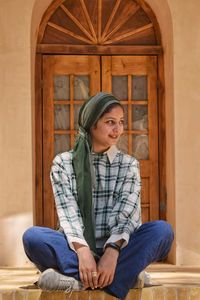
{"left": 72, "top": 92, "right": 120, "bottom": 253}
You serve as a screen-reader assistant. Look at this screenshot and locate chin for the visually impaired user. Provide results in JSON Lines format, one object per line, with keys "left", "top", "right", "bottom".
{"left": 110, "top": 141, "right": 118, "bottom": 146}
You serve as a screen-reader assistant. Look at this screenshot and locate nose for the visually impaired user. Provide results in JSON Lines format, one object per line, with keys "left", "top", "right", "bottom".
{"left": 113, "top": 123, "right": 120, "bottom": 133}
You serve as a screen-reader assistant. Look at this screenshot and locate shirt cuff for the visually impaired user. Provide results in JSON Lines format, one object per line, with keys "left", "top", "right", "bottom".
{"left": 66, "top": 235, "right": 89, "bottom": 252}
{"left": 104, "top": 232, "right": 130, "bottom": 250}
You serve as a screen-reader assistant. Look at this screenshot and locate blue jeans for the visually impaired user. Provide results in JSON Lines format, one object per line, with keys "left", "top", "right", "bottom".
{"left": 22, "top": 221, "right": 173, "bottom": 299}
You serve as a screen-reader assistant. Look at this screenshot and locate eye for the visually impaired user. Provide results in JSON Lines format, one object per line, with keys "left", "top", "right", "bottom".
{"left": 120, "top": 120, "right": 125, "bottom": 125}
{"left": 106, "top": 120, "right": 115, "bottom": 125}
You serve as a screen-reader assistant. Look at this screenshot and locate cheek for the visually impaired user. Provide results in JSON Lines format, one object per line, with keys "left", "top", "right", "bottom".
{"left": 99, "top": 124, "right": 109, "bottom": 132}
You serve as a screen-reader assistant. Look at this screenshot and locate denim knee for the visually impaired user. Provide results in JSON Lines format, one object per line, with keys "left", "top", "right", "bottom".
{"left": 153, "top": 220, "right": 174, "bottom": 242}
{"left": 22, "top": 226, "right": 42, "bottom": 251}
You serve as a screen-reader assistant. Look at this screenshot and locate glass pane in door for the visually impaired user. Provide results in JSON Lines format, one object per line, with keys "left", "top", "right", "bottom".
{"left": 54, "top": 75, "right": 70, "bottom": 100}
{"left": 123, "top": 105, "right": 128, "bottom": 130}
{"left": 132, "top": 105, "right": 148, "bottom": 130}
{"left": 117, "top": 134, "right": 128, "bottom": 154}
{"left": 54, "top": 105, "right": 70, "bottom": 130}
{"left": 132, "top": 135, "right": 149, "bottom": 160}
{"left": 54, "top": 135, "right": 70, "bottom": 155}
{"left": 112, "top": 76, "right": 128, "bottom": 100}
{"left": 74, "top": 104, "right": 82, "bottom": 130}
{"left": 74, "top": 76, "right": 90, "bottom": 100}
{"left": 132, "top": 75, "right": 148, "bottom": 100}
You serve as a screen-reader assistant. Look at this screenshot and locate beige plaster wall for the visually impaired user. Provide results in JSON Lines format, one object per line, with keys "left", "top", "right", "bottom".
{"left": 0, "top": 0, "right": 36, "bottom": 266}
{"left": 146, "top": 0, "right": 176, "bottom": 264}
{"left": 167, "top": 0, "right": 200, "bottom": 265}
{"left": 0, "top": 0, "right": 200, "bottom": 266}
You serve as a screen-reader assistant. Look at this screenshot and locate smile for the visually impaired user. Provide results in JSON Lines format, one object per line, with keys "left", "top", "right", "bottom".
{"left": 109, "top": 135, "right": 118, "bottom": 139}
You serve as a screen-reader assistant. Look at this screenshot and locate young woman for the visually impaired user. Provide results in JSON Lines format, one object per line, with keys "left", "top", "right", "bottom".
{"left": 23, "top": 92, "right": 173, "bottom": 299}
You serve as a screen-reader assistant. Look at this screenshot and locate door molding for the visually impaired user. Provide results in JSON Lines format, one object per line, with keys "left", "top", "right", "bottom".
{"left": 35, "top": 0, "right": 166, "bottom": 226}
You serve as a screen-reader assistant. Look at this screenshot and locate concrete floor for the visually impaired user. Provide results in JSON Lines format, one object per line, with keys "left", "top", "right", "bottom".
{"left": 0, "top": 264, "right": 200, "bottom": 299}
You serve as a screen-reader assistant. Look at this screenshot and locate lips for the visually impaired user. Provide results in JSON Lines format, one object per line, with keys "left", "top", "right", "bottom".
{"left": 109, "top": 135, "right": 118, "bottom": 139}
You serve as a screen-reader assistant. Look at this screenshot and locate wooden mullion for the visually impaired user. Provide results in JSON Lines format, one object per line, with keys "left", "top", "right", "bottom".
{"left": 101, "top": 56, "right": 112, "bottom": 92}
{"left": 54, "top": 100, "right": 85, "bottom": 105}
{"left": 128, "top": 75, "right": 132, "bottom": 155}
{"left": 119, "top": 100, "right": 148, "bottom": 105}
{"left": 70, "top": 75, "right": 74, "bottom": 148}
{"left": 89, "top": 56, "right": 101, "bottom": 94}
{"left": 125, "top": 130, "right": 148, "bottom": 135}
{"left": 54, "top": 130, "right": 77, "bottom": 135}
{"left": 141, "top": 204, "right": 150, "bottom": 208}
{"left": 132, "top": 100, "right": 148, "bottom": 105}
{"left": 36, "top": 44, "right": 163, "bottom": 55}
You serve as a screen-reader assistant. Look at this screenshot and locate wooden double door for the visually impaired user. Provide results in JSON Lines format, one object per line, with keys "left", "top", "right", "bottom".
{"left": 42, "top": 55, "right": 159, "bottom": 228}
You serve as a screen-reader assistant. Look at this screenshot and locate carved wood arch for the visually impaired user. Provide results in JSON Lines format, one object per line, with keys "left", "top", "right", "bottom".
{"left": 37, "top": 0, "right": 162, "bottom": 54}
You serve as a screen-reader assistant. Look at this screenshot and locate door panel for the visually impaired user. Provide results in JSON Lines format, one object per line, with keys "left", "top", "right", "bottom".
{"left": 102, "top": 56, "right": 159, "bottom": 221}
{"left": 43, "top": 55, "right": 100, "bottom": 227}
{"left": 42, "top": 55, "right": 159, "bottom": 228}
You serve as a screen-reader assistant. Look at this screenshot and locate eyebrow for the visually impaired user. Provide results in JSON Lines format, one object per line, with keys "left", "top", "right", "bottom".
{"left": 104, "top": 116, "right": 124, "bottom": 120}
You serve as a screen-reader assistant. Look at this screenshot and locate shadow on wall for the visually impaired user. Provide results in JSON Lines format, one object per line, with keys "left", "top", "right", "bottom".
{"left": 0, "top": 212, "right": 33, "bottom": 267}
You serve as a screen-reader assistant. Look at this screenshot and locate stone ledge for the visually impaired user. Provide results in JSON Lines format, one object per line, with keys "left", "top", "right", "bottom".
{"left": 1, "top": 266, "right": 200, "bottom": 300}
{"left": 1, "top": 287, "right": 200, "bottom": 300}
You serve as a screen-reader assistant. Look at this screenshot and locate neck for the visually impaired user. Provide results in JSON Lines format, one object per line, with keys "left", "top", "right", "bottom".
{"left": 92, "top": 145, "right": 110, "bottom": 153}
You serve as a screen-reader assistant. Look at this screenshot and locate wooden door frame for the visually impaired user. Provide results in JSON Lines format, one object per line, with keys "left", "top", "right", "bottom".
{"left": 34, "top": 0, "right": 166, "bottom": 226}
{"left": 35, "top": 49, "right": 166, "bottom": 226}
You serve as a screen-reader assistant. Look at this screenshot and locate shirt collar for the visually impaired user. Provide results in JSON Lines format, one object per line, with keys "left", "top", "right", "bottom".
{"left": 104, "top": 145, "right": 119, "bottom": 164}
{"left": 92, "top": 145, "right": 119, "bottom": 164}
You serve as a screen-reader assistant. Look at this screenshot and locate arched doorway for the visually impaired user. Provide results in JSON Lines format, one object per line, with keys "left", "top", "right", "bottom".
{"left": 35, "top": 0, "right": 165, "bottom": 229}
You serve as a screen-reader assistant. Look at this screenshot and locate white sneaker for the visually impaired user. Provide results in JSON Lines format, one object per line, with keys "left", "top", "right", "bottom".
{"left": 134, "top": 271, "right": 152, "bottom": 288}
{"left": 37, "top": 268, "right": 84, "bottom": 292}
{"left": 134, "top": 271, "right": 145, "bottom": 288}
{"left": 144, "top": 271, "right": 152, "bottom": 286}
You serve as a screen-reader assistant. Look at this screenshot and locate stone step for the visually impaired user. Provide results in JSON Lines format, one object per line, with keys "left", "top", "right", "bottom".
{"left": 1, "top": 265, "right": 200, "bottom": 300}
{"left": 1, "top": 287, "right": 200, "bottom": 300}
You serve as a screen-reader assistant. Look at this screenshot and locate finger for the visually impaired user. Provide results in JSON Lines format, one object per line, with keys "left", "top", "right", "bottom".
{"left": 92, "top": 273, "right": 99, "bottom": 289}
{"left": 98, "top": 272, "right": 105, "bottom": 288}
{"left": 101, "top": 274, "right": 110, "bottom": 288}
{"left": 108, "top": 275, "right": 114, "bottom": 286}
{"left": 87, "top": 272, "right": 95, "bottom": 290}
{"left": 82, "top": 272, "right": 89, "bottom": 288}
{"left": 79, "top": 273, "right": 89, "bottom": 289}
{"left": 79, "top": 270, "right": 84, "bottom": 284}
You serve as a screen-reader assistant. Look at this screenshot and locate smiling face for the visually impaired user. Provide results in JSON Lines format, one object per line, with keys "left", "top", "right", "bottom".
{"left": 90, "top": 105, "right": 124, "bottom": 153}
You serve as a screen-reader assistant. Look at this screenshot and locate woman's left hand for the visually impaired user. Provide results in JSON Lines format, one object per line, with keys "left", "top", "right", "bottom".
{"left": 97, "top": 247, "right": 119, "bottom": 288}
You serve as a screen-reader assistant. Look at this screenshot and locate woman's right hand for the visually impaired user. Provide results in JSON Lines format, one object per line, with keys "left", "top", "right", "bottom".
{"left": 76, "top": 245, "right": 98, "bottom": 289}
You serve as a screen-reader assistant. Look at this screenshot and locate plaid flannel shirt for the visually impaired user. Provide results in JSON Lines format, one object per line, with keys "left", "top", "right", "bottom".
{"left": 50, "top": 145, "right": 142, "bottom": 251}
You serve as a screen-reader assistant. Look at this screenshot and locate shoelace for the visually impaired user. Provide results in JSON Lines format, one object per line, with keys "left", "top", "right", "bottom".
{"left": 63, "top": 280, "right": 74, "bottom": 298}
{"left": 38, "top": 279, "right": 74, "bottom": 293}
{"left": 58, "top": 279, "right": 74, "bottom": 291}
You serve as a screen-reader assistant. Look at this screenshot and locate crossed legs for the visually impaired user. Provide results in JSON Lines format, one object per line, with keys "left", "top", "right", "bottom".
{"left": 23, "top": 221, "right": 174, "bottom": 299}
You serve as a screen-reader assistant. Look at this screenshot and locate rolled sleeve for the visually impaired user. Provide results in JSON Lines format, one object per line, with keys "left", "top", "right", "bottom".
{"left": 107, "top": 159, "right": 142, "bottom": 246}
{"left": 50, "top": 153, "right": 87, "bottom": 250}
